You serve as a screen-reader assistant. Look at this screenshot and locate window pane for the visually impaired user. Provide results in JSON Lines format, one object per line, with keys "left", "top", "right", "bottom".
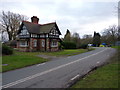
{"left": 42, "top": 40, "right": 45, "bottom": 47}
{"left": 20, "top": 41, "right": 28, "bottom": 47}
{"left": 33, "top": 40, "right": 37, "bottom": 47}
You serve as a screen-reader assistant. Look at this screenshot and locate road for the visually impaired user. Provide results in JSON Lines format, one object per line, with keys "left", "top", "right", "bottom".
{"left": 2, "top": 47, "right": 116, "bottom": 88}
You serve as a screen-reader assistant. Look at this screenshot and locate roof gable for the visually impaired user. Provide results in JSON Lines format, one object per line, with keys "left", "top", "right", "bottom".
{"left": 49, "top": 24, "right": 61, "bottom": 35}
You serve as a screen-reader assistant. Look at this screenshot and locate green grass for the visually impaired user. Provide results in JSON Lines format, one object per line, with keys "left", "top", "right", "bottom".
{"left": 44, "top": 49, "right": 89, "bottom": 56}
{"left": 71, "top": 46, "right": 119, "bottom": 88}
{"left": 2, "top": 52, "right": 48, "bottom": 72}
{"left": 112, "top": 46, "right": 120, "bottom": 49}
{"left": 46, "top": 48, "right": 94, "bottom": 56}
{"left": 2, "top": 48, "right": 94, "bottom": 72}
{"left": 12, "top": 48, "right": 93, "bottom": 57}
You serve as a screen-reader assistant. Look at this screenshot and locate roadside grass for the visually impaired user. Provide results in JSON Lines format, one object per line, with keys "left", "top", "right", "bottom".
{"left": 2, "top": 48, "right": 94, "bottom": 72}
{"left": 44, "top": 49, "right": 90, "bottom": 56}
{"left": 16, "top": 48, "right": 94, "bottom": 57}
{"left": 71, "top": 46, "right": 119, "bottom": 88}
{"left": 2, "top": 52, "right": 48, "bottom": 72}
{"left": 112, "top": 46, "right": 120, "bottom": 49}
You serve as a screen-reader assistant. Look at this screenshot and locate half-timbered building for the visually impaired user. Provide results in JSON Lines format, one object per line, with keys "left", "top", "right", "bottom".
{"left": 17, "top": 16, "right": 62, "bottom": 52}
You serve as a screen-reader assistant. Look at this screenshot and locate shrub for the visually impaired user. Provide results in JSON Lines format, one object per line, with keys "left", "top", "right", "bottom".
{"left": 79, "top": 44, "right": 88, "bottom": 49}
{"left": 4, "top": 40, "right": 17, "bottom": 48}
{"left": 2, "top": 44, "right": 13, "bottom": 55}
{"left": 61, "top": 41, "right": 76, "bottom": 49}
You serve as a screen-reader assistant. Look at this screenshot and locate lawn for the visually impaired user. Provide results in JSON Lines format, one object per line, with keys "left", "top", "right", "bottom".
{"left": 2, "top": 48, "right": 93, "bottom": 72}
{"left": 71, "top": 46, "right": 119, "bottom": 88}
{"left": 15, "top": 48, "right": 93, "bottom": 56}
{"left": 2, "top": 52, "right": 48, "bottom": 72}
{"left": 44, "top": 49, "right": 89, "bottom": 56}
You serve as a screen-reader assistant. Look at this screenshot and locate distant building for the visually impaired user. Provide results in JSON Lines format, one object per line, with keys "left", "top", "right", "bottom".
{"left": 17, "top": 16, "right": 62, "bottom": 52}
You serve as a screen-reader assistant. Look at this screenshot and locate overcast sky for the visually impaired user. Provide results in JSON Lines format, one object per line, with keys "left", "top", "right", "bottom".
{"left": 0, "top": 0, "right": 118, "bottom": 38}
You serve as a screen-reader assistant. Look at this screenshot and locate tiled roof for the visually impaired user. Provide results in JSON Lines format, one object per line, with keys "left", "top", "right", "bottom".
{"left": 19, "top": 21, "right": 61, "bottom": 35}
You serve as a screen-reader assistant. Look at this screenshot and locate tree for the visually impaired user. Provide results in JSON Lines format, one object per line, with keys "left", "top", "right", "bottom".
{"left": 101, "top": 25, "right": 118, "bottom": 45}
{"left": 72, "top": 32, "right": 81, "bottom": 48}
{"left": 64, "top": 29, "right": 71, "bottom": 42}
{"left": 61, "top": 41, "right": 76, "bottom": 49}
{"left": 81, "top": 34, "right": 93, "bottom": 45}
{"left": 93, "top": 31, "right": 101, "bottom": 47}
{"left": 0, "top": 11, "right": 28, "bottom": 41}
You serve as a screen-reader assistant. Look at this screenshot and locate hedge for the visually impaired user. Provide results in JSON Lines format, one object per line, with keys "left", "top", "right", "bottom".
{"left": 2, "top": 44, "right": 13, "bottom": 55}
{"left": 61, "top": 41, "right": 76, "bottom": 49}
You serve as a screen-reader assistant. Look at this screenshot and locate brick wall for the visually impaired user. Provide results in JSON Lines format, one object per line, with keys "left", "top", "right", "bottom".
{"left": 17, "top": 38, "right": 60, "bottom": 52}
{"left": 17, "top": 41, "right": 29, "bottom": 52}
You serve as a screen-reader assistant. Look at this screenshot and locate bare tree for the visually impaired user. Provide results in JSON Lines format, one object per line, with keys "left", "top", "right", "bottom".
{"left": 0, "top": 11, "right": 28, "bottom": 41}
{"left": 81, "top": 34, "right": 93, "bottom": 45}
{"left": 101, "top": 25, "right": 118, "bottom": 45}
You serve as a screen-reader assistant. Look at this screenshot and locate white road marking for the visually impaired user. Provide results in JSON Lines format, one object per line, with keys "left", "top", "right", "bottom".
{"left": 36, "top": 63, "right": 45, "bottom": 66}
{"left": 2, "top": 48, "right": 108, "bottom": 88}
{"left": 71, "top": 74, "right": 80, "bottom": 81}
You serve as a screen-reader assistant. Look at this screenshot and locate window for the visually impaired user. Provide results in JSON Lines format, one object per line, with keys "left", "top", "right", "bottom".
{"left": 31, "top": 34, "right": 37, "bottom": 38}
{"left": 51, "top": 41, "right": 58, "bottom": 47}
{"left": 40, "top": 34, "right": 45, "bottom": 38}
{"left": 46, "top": 34, "right": 48, "bottom": 37}
{"left": 42, "top": 40, "right": 45, "bottom": 47}
{"left": 33, "top": 40, "right": 37, "bottom": 47}
{"left": 19, "top": 41, "right": 28, "bottom": 47}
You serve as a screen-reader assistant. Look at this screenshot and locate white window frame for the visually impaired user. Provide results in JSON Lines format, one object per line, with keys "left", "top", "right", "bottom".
{"left": 42, "top": 40, "right": 45, "bottom": 47}
{"left": 31, "top": 34, "right": 37, "bottom": 38}
{"left": 33, "top": 39, "right": 37, "bottom": 47}
{"left": 19, "top": 41, "right": 28, "bottom": 47}
{"left": 51, "top": 41, "right": 58, "bottom": 47}
{"left": 40, "top": 34, "right": 45, "bottom": 38}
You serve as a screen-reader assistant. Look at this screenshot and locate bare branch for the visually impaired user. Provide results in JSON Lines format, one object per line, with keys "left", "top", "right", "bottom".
{"left": 0, "top": 11, "right": 28, "bottom": 41}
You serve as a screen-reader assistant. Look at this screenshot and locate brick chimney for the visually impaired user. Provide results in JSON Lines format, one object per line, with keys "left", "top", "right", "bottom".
{"left": 31, "top": 16, "right": 39, "bottom": 24}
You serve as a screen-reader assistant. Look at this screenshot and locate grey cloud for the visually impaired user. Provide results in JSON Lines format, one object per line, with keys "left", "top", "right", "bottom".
{"left": 0, "top": 1, "right": 117, "bottom": 37}
{"left": 55, "top": 2, "right": 117, "bottom": 25}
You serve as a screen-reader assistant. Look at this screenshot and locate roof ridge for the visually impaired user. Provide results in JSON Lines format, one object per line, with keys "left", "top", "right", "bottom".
{"left": 23, "top": 21, "right": 56, "bottom": 26}
{"left": 40, "top": 22, "right": 56, "bottom": 26}
{"left": 23, "top": 21, "right": 42, "bottom": 25}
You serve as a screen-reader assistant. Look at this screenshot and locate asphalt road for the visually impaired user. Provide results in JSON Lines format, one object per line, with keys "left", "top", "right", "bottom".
{"left": 2, "top": 47, "right": 116, "bottom": 88}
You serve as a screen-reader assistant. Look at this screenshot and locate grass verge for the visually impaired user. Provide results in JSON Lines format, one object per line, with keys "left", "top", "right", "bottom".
{"left": 44, "top": 49, "right": 93, "bottom": 56}
{"left": 71, "top": 46, "right": 119, "bottom": 88}
{"left": 2, "top": 48, "right": 94, "bottom": 72}
{"left": 2, "top": 52, "right": 48, "bottom": 72}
